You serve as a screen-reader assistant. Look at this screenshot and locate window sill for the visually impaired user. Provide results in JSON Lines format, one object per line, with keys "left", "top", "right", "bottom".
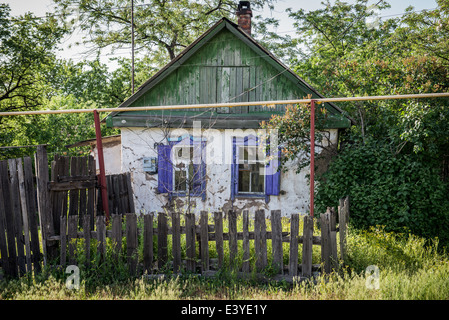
{"left": 235, "top": 193, "right": 266, "bottom": 199}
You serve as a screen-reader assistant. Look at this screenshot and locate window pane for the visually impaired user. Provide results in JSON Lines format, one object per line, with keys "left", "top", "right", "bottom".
{"left": 174, "top": 170, "right": 187, "bottom": 191}
{"left": 238, "top": 170, "right": 250, "bottom": 192}
{"left": 251, "top": 163, "right": 264, "bottom": 193}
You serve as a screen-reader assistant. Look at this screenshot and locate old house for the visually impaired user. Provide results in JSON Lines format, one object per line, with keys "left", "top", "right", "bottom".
{"left": 104, "top": 2, "right": 351, "bottom": 215}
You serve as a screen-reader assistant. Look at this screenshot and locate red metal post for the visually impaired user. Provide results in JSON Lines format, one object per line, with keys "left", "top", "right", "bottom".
{"left": 310, "top": 100, "right": 316, "bottom": 218}
{"left": 93, "top": 110, "right": 110, "bottom": 224}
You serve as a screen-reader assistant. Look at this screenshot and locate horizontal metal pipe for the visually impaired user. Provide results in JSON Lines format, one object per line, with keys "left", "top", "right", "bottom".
{"left": 1, "top": 92, "right": 448, "bottom": 116}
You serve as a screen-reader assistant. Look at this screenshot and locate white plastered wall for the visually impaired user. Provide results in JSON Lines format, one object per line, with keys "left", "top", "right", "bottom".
{"left": 120, "top": 126, "right": 338, "bottom": 217}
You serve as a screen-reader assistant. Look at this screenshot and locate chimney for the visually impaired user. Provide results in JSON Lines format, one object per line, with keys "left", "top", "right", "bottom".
{"left": 236, "top": 1, "right": 252, "bottom": 36}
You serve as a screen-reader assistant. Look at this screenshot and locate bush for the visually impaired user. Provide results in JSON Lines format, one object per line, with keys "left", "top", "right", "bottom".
{"left": 316, "top": 139, "right": 449, "bottom": 246}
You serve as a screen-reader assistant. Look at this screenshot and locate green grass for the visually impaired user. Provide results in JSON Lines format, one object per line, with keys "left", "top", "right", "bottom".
{"left": 1, "top": 218, "right": 448, "bottom": 300}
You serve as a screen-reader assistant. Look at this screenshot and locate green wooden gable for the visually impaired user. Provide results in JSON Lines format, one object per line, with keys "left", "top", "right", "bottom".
{"left": 105, "top": 18, "right": 351, "bottom": 129}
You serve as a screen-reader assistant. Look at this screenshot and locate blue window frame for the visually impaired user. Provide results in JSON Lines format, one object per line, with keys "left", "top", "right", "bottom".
{"left": 231, "top": 135, "right": 281, "bottom": 202}
{"left": 157, "top": 136, "right": 206, "bottom": 201}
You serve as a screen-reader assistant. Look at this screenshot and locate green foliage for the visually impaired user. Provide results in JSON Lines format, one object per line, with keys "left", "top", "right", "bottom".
{"left": 315, "top": 138, "right": 449, "bottom": 245}
{"left": 53, "top": 0, "right": 277, "bottom": 64}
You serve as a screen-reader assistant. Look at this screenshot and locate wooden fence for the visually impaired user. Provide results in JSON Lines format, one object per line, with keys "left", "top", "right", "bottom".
{"left": 0, "top": 144, "right": 350, "bottom": 280}
{"left": 0, "top": 145, "right": 134, "bottom": 278}
{"left": 0, "top": 157, "right": 41, "bottom": 277}
{"left": 57, "top": 201, "right": 350, "bottom": 280}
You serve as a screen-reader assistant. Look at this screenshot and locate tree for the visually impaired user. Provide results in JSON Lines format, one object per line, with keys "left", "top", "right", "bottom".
{"left": 263, "top": 0, "right": 449, "bottom": 243}
{"left": 0, "top": 4, "right": 66, "bottom": 114}
{"left": 53, "top": 0, "right": 277, "bottom": 66}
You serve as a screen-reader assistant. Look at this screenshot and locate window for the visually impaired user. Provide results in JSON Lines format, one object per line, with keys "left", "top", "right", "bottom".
{"left": 172, "top": 146, "right": 194, "bottom": 192}
{"left": 238, "top": 145, "right": 265, "bottom": 193}
{"left": 231, "top": 136, "right": 281, "bottom": 202}
{"left": 157, "top": 139, "right": 206, "bottom": 200}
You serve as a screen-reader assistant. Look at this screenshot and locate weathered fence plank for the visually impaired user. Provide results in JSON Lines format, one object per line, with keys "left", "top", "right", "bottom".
{"left": 143, "top": 213, "right": 154, "bottom": 273}
{"left": 320, "top": 212, "right": 331, "bottom": 274}
{"left": 172, "top": 211, "right": 181, "bottom": 273}
{"left": 68, "top": 215, "right": 78, "bottom": 265}
{"left": 200, "top": 211, "right": 210, "bottom": 271}
{"left": 255, "top": 209, "right": 267, "bottom": 271}
{"left": 126, "top": 213, "right": 138, "bottom": 275}
{"left": 0, "top": 160, "right": 18, "bottom": 277}
{"left": 214, "top": 211, "right": 224, "bottom": 270}
{"left": 83, "top": 214, "right": 91, "bottom": 266}
{"left": 228, "top": 210, "right": 238, "bottom": 268}
{"left": 60, "top": 215, "right": 67, "bottom": 266}
{"left": 0, "top": 165, "right": 10, "bottom": 276}
{"left": 338, "top": 198, "right": 348, "bottom": 262}
{"left": 96, "top": 215, "right": 106, "bottom": 258}
{"left": 271, "top": 210, "right": 283, "bottom": 274}
{"left": 111, "top": 214, "right": 122, "bottom": 254}
{"left": 289, "top": 214, "right": 299, "bottom": 276}
{"left": 23, "top": 156, "right": 41, "bottom": 273}
{"left": 185, "top": 213, "right": 196, "bottom": 272}
{"left": 329, "top": 208, "right": 338, "bottom": 270}
{"left": 9, "top": 159, "right": 27, "bottom": 276}
{"left": 242, "top": 210, "right": 250, "bottom": 273}
{"left": 86, "top": 156, "right": 95, "bottom": 230}
{"left": 301, "top": 215, "right": 313, "bottom": 277}
{"left": 35, "top": 146, "right": 56, "bottom": 264}
{"left": 17, "top": 158, "right": 32, "bottom": 273}
{"left": 157, "top": 212, "right": 168, "bottom": 270}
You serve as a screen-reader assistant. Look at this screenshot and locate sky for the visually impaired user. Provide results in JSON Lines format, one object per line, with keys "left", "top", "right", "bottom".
{"left": 2, "top": 0, "right": 439, "bottom": 68}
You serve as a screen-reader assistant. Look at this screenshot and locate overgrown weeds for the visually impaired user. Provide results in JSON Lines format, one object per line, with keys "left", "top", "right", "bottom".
{"left": 1, "top": 222, "right": 448, "bottom": 300}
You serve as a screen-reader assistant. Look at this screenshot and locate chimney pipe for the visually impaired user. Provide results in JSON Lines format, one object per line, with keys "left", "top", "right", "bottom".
{"left": 236, "top": 1, "right": 252, "bottom": 36}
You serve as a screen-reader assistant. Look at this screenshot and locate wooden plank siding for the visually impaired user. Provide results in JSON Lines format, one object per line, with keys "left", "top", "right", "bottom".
{"left": 125, "top": 27, "right": 304, "bottom": 114}
{"left": 107, "top": 26, "right": 351, "bottom": 129}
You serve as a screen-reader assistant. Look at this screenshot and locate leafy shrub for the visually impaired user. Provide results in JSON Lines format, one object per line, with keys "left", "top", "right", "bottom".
{"left": 316, "top": 139, "right": 449, "bottom": 246}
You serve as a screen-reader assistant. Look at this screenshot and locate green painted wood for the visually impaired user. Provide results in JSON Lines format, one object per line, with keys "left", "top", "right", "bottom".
{"left": 106, "top": 20, "right": 350, "bottom": 129}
